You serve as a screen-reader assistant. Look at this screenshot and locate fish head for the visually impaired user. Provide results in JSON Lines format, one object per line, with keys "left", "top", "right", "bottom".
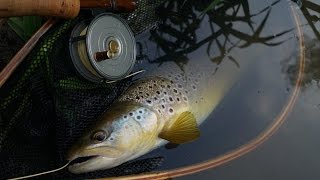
{"left": 66, "top": 102, "right": 159, "bottom": 174}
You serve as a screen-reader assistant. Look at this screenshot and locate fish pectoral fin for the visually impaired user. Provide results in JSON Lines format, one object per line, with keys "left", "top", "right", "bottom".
{"left": 159, "top": 111, "right": 200, "bottom": 144}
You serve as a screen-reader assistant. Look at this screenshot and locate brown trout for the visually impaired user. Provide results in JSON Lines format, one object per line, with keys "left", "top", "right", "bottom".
{"left": 66, "top": 54, "right": 243, "bottom": 174}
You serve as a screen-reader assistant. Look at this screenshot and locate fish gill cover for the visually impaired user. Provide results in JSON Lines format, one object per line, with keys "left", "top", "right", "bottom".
{"left": 0, "top": 0, "right": 294, "bottom": 179}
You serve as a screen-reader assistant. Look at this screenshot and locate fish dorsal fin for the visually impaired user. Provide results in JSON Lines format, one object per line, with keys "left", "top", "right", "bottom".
{"left": 159, "top": 111, "right": 200, "bottom": 144}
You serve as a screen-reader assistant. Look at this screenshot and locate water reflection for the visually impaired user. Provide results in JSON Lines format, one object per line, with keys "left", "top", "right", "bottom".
{"left": 283, "top": 0, "right": 320, "bottom": 88}
{"left": 182, "top": 1, "right": 320, "bottom": 179}
{"left": 297, "top": 0, "right": 320, "bottom": 39}
{"left": 283, "top": 35, "right": 320, "bottom": 88}
{"left": 138, "top": 0, "right": 293, "bottom": 70}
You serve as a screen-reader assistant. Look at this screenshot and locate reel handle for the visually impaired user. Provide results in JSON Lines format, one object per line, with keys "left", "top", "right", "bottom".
{"left": 0, "top": 0, "right": 80, "bottom": 19}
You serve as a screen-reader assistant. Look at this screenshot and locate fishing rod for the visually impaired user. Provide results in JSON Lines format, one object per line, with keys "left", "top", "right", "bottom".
{"left": 0, "top": 0, "right": 136, "bottom": 19}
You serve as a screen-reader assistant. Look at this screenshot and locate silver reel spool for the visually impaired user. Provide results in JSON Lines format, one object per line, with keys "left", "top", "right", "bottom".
{"left": 69, "top": 13, "right": 138, "bottom": 83}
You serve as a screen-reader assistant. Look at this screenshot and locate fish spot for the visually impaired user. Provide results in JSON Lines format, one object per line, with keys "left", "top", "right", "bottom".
{"left": 176, "top": 97, "right": 180, "bottom": 102}
{"left": 149, "top": 85, "right": 153, "bottom": 89}
{"left": 136, "top": 96, "right": 140, "bottom": 100}
{"left": 169, "top": 97, "right": 174, "bottom": 102}
{"left": 146, "top": 100, "right": 152, "bottom": 105}
{"left": 129, "top": 112, "right": 134, "bottom": 116}
{"left": 163, "top": 91, "right": 167, "bottom": 95}
{"left": 168, "top": 107, "right": 174, "bottom": 115}
{"left": 161, "top": 105, "right": 165, "bottom": 109}
{"left": 136, "top": 115, "right": 142, "bottom": 121}
{"left": 123, "top": 115, "right": 128, "bottom": 119}
{"left": 192, "top": 84, "right": 197, "bottom": 90}
{"left": 167, "top": 85, "right": 171, "bottom": 88}
{"left": 173, "top": 89, "right": 178, "bottom": 94}
{"left": 156, "top": 90, "right": 161, "bottom": 95}
{"left": 183, "top": 96, "right": 188, "bottom": 102}
{"left": 138, "top": 110, "right": 143, "bottom": 114}
{"left": 182, "top": 78, "right": 187, "bottom": 83}
{"left": 154, "top": 97, "right": 158, "bottom": 101}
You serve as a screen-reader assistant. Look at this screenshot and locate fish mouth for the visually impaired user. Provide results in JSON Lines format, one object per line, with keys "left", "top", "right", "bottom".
{"left": 69, "top": 155, "right": 100, "bottom": 166}
{"left": 68, "top": 155, "right": 102, "bottom": 174}
{"left": 68, "top": 155, "right": 118, "bottom": 174}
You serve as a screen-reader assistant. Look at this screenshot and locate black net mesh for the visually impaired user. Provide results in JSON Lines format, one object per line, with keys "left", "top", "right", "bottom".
{"left": 0, "top": 0, "right": 166, "bottom": 179}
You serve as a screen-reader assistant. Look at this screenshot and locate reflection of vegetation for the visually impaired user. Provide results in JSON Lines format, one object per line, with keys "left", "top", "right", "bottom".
{"left": 143, "top": 0, "right": 293, "bottom": 69}
{"left": 294, "top": 0, "right": 320, "bottom": 40}
{"left": 283, "top": 0, "right": 320, "bottom": 88}
{"left": 202, "top": 0, "right": 224, "bottom": 14}
{"left": 283, "top": 36, "right": 320, "bottom": 88}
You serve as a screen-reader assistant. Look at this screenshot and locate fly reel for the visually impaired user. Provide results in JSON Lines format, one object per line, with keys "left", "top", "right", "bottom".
{"left": 69, "top": 13, "right": 137, "bottom": 83}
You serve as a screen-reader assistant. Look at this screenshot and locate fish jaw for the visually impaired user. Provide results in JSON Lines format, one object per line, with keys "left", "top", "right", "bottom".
{"left": 68, "top": 155, "right": 120, "bottom": 174}
{"left": 66, "top": 144, "right": 126, "bottom": 174}
{"left": 66, "top": 102, "right": 161, "bottom": 174}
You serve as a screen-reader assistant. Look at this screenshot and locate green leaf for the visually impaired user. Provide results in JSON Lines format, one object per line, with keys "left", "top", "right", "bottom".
{"left": 7, "top": 16, "right": 43, "bottom": 41}
{"left": 201, "top": 0, "right": 223, "bottom": 15}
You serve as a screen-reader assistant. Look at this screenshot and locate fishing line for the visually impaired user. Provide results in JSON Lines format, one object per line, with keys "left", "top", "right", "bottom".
{"left": 104, "top": 69, "right": 146, "bottom": 84}
{"left": 8, "top": 161, "right": 71, "bottom": 180}
{"left": 77, "top": 28, "right": 103, "bottom": 77}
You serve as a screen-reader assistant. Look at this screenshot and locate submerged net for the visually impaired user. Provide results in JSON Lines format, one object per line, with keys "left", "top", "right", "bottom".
{"left": 0, "top": 0, "right": 166, "bottom": 179}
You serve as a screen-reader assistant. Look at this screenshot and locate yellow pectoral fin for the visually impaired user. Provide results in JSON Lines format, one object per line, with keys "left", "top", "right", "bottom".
{"left": 159, "top": 111, "right": 200, "bottom": 144}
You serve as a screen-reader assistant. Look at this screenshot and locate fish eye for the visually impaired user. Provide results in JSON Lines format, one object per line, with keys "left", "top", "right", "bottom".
{"left": 91, "top": 130, "right": 108, "bottom": 143}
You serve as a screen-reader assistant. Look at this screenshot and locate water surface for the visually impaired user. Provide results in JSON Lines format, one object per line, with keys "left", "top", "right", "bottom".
{"left": 174, "top": 0, "right": 320, "bottom": 179}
